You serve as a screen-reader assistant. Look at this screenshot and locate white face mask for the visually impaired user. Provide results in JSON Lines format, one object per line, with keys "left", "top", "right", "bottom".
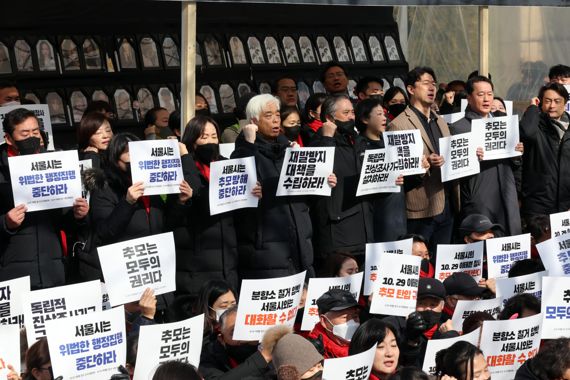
{"left": 1, "top": 101, "right": 21, "bottom": 107}
{"left": 210, "top": 307, "right": 226, "bottom": 321}
{"left": 326, "top": 316, "right": 359, "bottom": 341}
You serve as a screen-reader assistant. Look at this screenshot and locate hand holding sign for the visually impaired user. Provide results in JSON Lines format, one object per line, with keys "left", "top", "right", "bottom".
{"left": 5, "top": 204, "right": 27, "bottom": 230}
{"left": 73, "top": 197, "right": 89, "bottom": 219}
{"left": 428, "top": 153, "right": 445, "bottom": 167}
{"left": 178, "top": 180, "right": 193, "bottom": 204}
{"left": 126, "top": 181, "right": 145, "bottom": 205}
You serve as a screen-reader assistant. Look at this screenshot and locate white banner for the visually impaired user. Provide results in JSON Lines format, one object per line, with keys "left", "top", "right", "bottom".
{"left": 322, "top": 344, "right": 376, "bottom": 380}
{"left": 9, "top": 150, "right": 82, "bottom": 212}
{"left": 550, "top": 210, "right": 570, "bottom": 238}
{"left": 0, "top": 104, "right": 55, "bottom": 151}
{"left": 276, "top": 147, "right": 335, "bottom": 196}
{"left": 0, "top": 276, "right": 30, "bottom": 327}
{"left": 0, "top": 325, "right": 21, "bottom": 378}
{"left": 472, "top": 115, "right": 521, "bottom": 160}
{"left": 441, "top": 111, "right": 465, "bottom": 125}
{"left": 369, "top": 253, "right": 421, "bottom": 317}
{"left": 219, "top": 143, "right": 236, "bottom": 158}
{"left": 540, "top": 276, "right": 570, "bottom": 339}
{"left": 451, "top": 298, "right": 503, "bottom": 332}
{"left": 383, "top": 129, "right": 425, "bottom": 176}
{"left": 439, "top": 133, "right": 480, "bottom": 182}
{"left": 209, "top": 156, "right": 258, "bottom": 215}
{"left": 364, "top": 238, "right": 413, "bottom": 295}
{"left": 97, "top": 232, "right": 176, "bottom": 307}
{"left": 24, "top": 280, "right": 101, "bottom": 344}
{"left": 423, "top": 327, "right": 480, "bottom": 375}
{"left": 233, "top": 271, "right": 305, "bottom": 341}
{"left": 480, "top": 313, "right": 542, "bottom": 380}
{"left": 301, "top": 273, "right": 363, "bottom": 331}
{"left": 435, "top": 242, "right": 484, "bottom": 282}
{"left": 134, "top": 314, "right": 204, "bottom": 380}
{"left": 46, "top": 307, "right": 126, "bottom": 380}
{"left": 495, "top": 271, "right": 545, "bottom": 307}
{"left": 356, "top": 148, "right": 400, "bottom": 196}
{"left": 536, "top": 235, "right": 570, "bottom": 276}
{"left": 486, "top": 234, "right": 531, "bottom": 279}
{"left": 128, "top": 140, "right": 183, "bottom": 196}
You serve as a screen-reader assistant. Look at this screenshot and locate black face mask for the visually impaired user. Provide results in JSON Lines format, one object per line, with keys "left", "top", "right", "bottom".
{"left": 493, "top": 111, "right": 507, "bottom": 117}
{"left": 194, "top": 143, "right": 219, "bottom": 164}
{"left": 283, "top": 125, "right": 301, "bottom": 141}
{"left": 303, "top": 370, "right": 323, "bottom": 380}
{"left": 14, "top": 136, "right": 41, "bottom": 155}
{"left": 388, "top": 103, "right": 407, "bottom": 118}
{"left": 195, "top": 108, "right": 211, "bottom": 117}
{"left": 369, "top": 94, "right": 384, "bottom": 103}
{"left": 225, "top": 343, "right": 258, "bottom": 363}
{"left": 419, "top": 310, "right": 441, "bottom": 329}
{"left": 334, "top": 119, "right": 355, "bottom": 135}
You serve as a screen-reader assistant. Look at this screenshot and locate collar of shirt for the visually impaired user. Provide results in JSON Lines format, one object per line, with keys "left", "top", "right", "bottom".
{"left": 410, "top": 105, "right": 437, "bottom": 124}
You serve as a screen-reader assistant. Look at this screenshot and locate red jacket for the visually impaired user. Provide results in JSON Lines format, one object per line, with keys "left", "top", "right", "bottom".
{"left": 307, "top": 322, "right": 349, "bottom": 359}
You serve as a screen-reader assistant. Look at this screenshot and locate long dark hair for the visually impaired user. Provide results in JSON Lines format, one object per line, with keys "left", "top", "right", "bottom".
{"left": 105, "top": 132, "right": 139, "bottom": 192}
{"left": 24, "top": 338, "right": 51, "bottom": 380}
{"left": 152, "top": 361, "right": 202, "bottom": 380}
{"left": 435, "top": 341, "right": 483, "bottom": 380}
{"left": 77, "top": 111, "right": 111, "bottom": 150}
{"left": 349, "top": 319, "right": 400, "bottom": 356}
{"left": 193, "top": 279, "right": 236, "bottom": 333}
{"left": 181, "top": 115, "right": 221, "bottom": 160}
{"left": 302, "top": 92, "right": 327, "bottom": 125}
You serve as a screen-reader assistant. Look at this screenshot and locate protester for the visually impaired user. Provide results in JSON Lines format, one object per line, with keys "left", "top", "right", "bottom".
{"left": 548, "top": 64, "right": 570, "bottom": 84}
{"left": 77, "top": 111, "right": 113, "bottom": 168}
{"left": 515, "top": 337, "right": 570, "bottom": 380}
{"left": 274, "top": 76, "right": 298, "bottom": 107}
{"left": 325, "top": 252, "right": 359, "bottom": 277}
{"left": 461, "top": 311, "right": 494, "bottom": 334}
{"left": 125, "top": 287, "right": 157, "bottom": 337}
{"left": 193, "top": 279, "right": 237, "bottom": 335}
{"left": 0, "top": 108, "right": 89, "bottom": 289}
{"left": 271, "top": 329, "right": 324, "bottom": 380}
{"left": 321, "top": 63, "right": 349, "bottom": 95}
{"left": 143, "top": 107, "right": 173, "bottom": 140}
{"left": 84, "top": 100, "right": 114, "bottom": 119}
{"left": 0, "top": 82, "right": 20, "bottom": 106}
{"left": 23, "top": 338, "right": 52, "bottom": 380}
{"left": 300, "top": 93, "right": 327, "bottom": 145}
{"left": 349, "top": 319, "right": 400, "bottom": 380}
{"left": 280, "top": 105, "right": 303, "bottom": 146}
{"left": 491, "top": 96, "right": 507, "bottom": 115}
{"left": 450, "top": 75, "right": 523, "bottom": 236}
{"left": 168, "top": 110, "right": 181, "bottom": 139}
{"left": 195, "top": 93, "right": 211, "bottom": 116}
{"left": 399, "top": 233, "right": 435, "bottom": 278}
{"left": 152, "top": 361, "right": 203, "bottom": 380}
{"left": 382, "top": 87, "right": 408, "bottom": 120}
{"left": 221, "top": 92, "right": 256, "bottom": 144}
{"left": 387, "top": 367, "right": 430, "bottom": 380}
{"left": 435, "top": 341, "right": 490, "bottom": 380}
{"left": 442, "top": 272, "right": 485, "bottom": 319}
{"left": 457, "top": 213, "right": 503, "bottom": 243}
{"left": 498, "top": 293, "right": 540, "bottom": 320}
{"left": 354, "top": 76, "right": 384, "bottom": 101}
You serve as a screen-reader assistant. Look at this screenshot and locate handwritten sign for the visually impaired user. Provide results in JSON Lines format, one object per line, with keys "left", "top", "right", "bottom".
{"left": 9, "top": 150, "right": 82, "bottom": 212}
{"left": 369, "top": 253, "right": 421, "bottom": 317}
{"left": 364, "top": 238, "right": 413, "bottom": 295}
{"left": 0, "top": 104, "right": 55, "bottom": 151}
{"left": 383, "top": 130, "right": 425, "bottom": 176}
{"left": 134, "top": 314, "right": 204, "bottom": 380}
{"left": 129, "top": 140, "right": 183, "bottom": 196}
{"left": 486, "top": 234, "right": 531, "bottom": 279}
{"left": 495, "top": 271, "right": 544, "bottom": 306}
{"left": 209, "top": 156, "right": 258, "bottom": 215}
{"left": 540, "top": 276, "right": 570, "bottom": 339}
{"left": 356, "top": 148, "right": 400, "bottom": 196}
{"left": 439, "top": 133, "right": 480, "bottom": 182}
{"left": 435, "top": 242, "right": 484, "bottom": 282}
{"left": 472, "top": 115, "right": 521, "bottom": 160}
{"left": 0, "top": 276, "right": 30, "bottom": 327}
{"left": 322, "top": 344, "right": 376, "bottom": 380}
{"left": 233, "top": 271, "right": 306, "bottom": 341}
{"left": 46, "top": 307, "right": 126, "bottom": 380}
{"left": 301, "top": 273, "right": 363, "bottom": 331}
{"left": 97, "top": 232, "right": 176, "bottom": 307}
{"left": 276, "top": 147, "right": 335, "bottom": 196}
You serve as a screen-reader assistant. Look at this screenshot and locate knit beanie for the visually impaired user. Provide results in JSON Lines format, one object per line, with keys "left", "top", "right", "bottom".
{"left": 272, "top": 333, "right": 323, "bottom": 377}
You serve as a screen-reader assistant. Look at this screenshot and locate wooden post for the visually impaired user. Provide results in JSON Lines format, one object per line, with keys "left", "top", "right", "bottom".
{"left": 479, "top": 5, "right": 489, "bottom": 77}
{"left": 181, "top": 1, "right": 197, "bottom": 135}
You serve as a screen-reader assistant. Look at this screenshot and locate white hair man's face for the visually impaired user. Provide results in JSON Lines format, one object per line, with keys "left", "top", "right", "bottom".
{"left": 255, "top": 101, "right": 281, "bottom": 139}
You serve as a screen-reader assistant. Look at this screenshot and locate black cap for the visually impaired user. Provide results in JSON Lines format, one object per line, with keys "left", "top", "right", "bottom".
{"left": 459, "top": 214, "right": 502, "bottom": 235}
{"left": 443, "top": 272, "right": 485, "bottom": 297}
{"left": 316, "top": 288, "right": 359, "bottom": 314}
{"left": 417, "top": 278, "right": 446, "bottom": 300}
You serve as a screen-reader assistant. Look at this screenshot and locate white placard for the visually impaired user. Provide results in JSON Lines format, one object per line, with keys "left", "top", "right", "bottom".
{"left": 9, "top": 150, "right": 82, "bottom": 212}
{"left": 383, "top": 129, "right": 425, "bottom": 176}
{"left": 0, "top": 325, "right": 20, "bottom": 378}
{"left": 46, "top": 307, "right": 126, "bottom": 380}
{"left": 472, "top": 115, "right": 521, "bottom": 160}
{"left": 0, "top": 104, "right": 55, "bottom": 151}
{"left": 97, "top": 232, "right": 176, "bottom": 307}
{"left": 550, "top": 210, "right": 570, "bottom": 238}
{"left": 540, "top": 276, "right": 570, "bottom": 339}
{"left": 0, "top": 276, "right": 30, "bottom": 327}
{"left": 537, "top": 234, "right": 570, "bottom": 276}
{"left": 442, "top": 111, "right": 465, "bottom": 125}
{"left": 219, "top": 143, "right": 235, "bottom": 158}
{"left": 128, "top": 140, "right": 183, "bottom": 196}
{"left": 356, "top": 148, "right": 400, "bottom": 196}
{"left": 480, "top": 313, "right": 542, "bottom": 380}
{"left": 364, "top": 238, "right": 413, "bottom": 295}
{"left": 301, "top": 273, "right": 363, "bottom": 331}
{"left": 451, "top": 298, "right": 503, "bottom": 332}
{"left": 495, "top": 271, "right": 545, "bottom": 307}
{"left": 79, "top": 159, "right": 92, "bottom": 202}
{"left": 134, "top": 314, "right": 204, "bottom": 380}
{"left": 369, "top": 253, "right": 421, "bottom": 317}
{"left": 24, "top": 280, "right": 102, "bottom": 344}
{"left": 439, "top": 133, "right": 480, "bottom": 182}
{"left": 209, "top": 156, "right": 258, "bottom": 215}
{"left": 276, "top": 147, "right": 335, "bottom": 196}
{"left": 322, "top": 344, "right": 376, "bottom": 380}
{"left": 486, "top": 234, "right": 531, "bottom": 279}
{"left": 233, "top": 271, "right": 306, "bottom": 341}
{"left": 435, "top": 242, "right": 484, "bottom": 282}
{"left": 423, "top": 327, "right": 480, "bottom": 375}
{"left": 100, "top": 282, "right": 112, "bottom": 311}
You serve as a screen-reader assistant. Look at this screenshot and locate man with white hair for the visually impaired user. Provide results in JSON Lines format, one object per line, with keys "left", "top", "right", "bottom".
{"left": 231, "top": 94, "right": 332, "bottom": 279}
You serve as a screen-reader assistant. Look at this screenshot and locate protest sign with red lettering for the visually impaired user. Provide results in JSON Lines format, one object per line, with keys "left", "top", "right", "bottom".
{"left": 435, "top": 242, "right": 484, "bottom": 282}
{"left": 364, "top": 238, "right": 413, "bottom": 295}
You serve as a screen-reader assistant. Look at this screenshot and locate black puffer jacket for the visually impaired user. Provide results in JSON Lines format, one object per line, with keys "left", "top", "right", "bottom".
{"left": 520, "top": 105, "right": 570, "bottom": 217}
{"left": 231, "top": 133, "right": 315, "bottom": 279}
{"left": 166, "top": 155, "right": 239, "bottom": 299}
{"left": 0, "top": 144, "right": 81, "bottom": 289}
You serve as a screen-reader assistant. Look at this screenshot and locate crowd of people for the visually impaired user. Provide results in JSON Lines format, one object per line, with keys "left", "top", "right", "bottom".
{"left": 1, "top": 61, "right": 570, "bottom": 380}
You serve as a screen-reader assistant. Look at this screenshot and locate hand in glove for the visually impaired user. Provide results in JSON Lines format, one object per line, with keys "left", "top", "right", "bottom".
{"left": 405, "top": 311, "right": 428, "bottom": 341}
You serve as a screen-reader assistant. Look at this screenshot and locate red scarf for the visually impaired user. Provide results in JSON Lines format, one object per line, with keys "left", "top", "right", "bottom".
{"left": 307, "top": 119, "right": 323, "bottom": 132}
{"left": 423, "top": 323, "right": 439, "bottom": 340}
{"left": 140, "top": 196, "right": 151, "bottom": 216}
{"left": 295, "top": 135, "right": 304, "bottom": 147}
{"left": 7, "top": 145, "right": 18, "bottom": 157}
{"left": 443, "top": 305, "right": 454, "bottom": 319}
{"left": 196, "top": 161, "right": 211, "bottom": 182}
{"left": 307, "top": 322, "right": 350, "bottom": 359}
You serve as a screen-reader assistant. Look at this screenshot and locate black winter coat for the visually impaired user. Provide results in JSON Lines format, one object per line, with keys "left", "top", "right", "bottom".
{"left": 513, "top": 360, "right": 540, "bottom": 380}
{"left": 450, "top": 109, "right": 522, "bottom": 236}
{"left": 309, "top": 130, "right": 373, "bottom": 258}
{"left": 166, "top": 155, "right": 239, "bottom": 299}
{"left": 0, "top": 144, "right": 81, "bottom": 289}
{"left": 520, "top": 105, "right": 570, "bottom": 217}
{"left": 231, "top": 133, "right": 315, "bottom": 279}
